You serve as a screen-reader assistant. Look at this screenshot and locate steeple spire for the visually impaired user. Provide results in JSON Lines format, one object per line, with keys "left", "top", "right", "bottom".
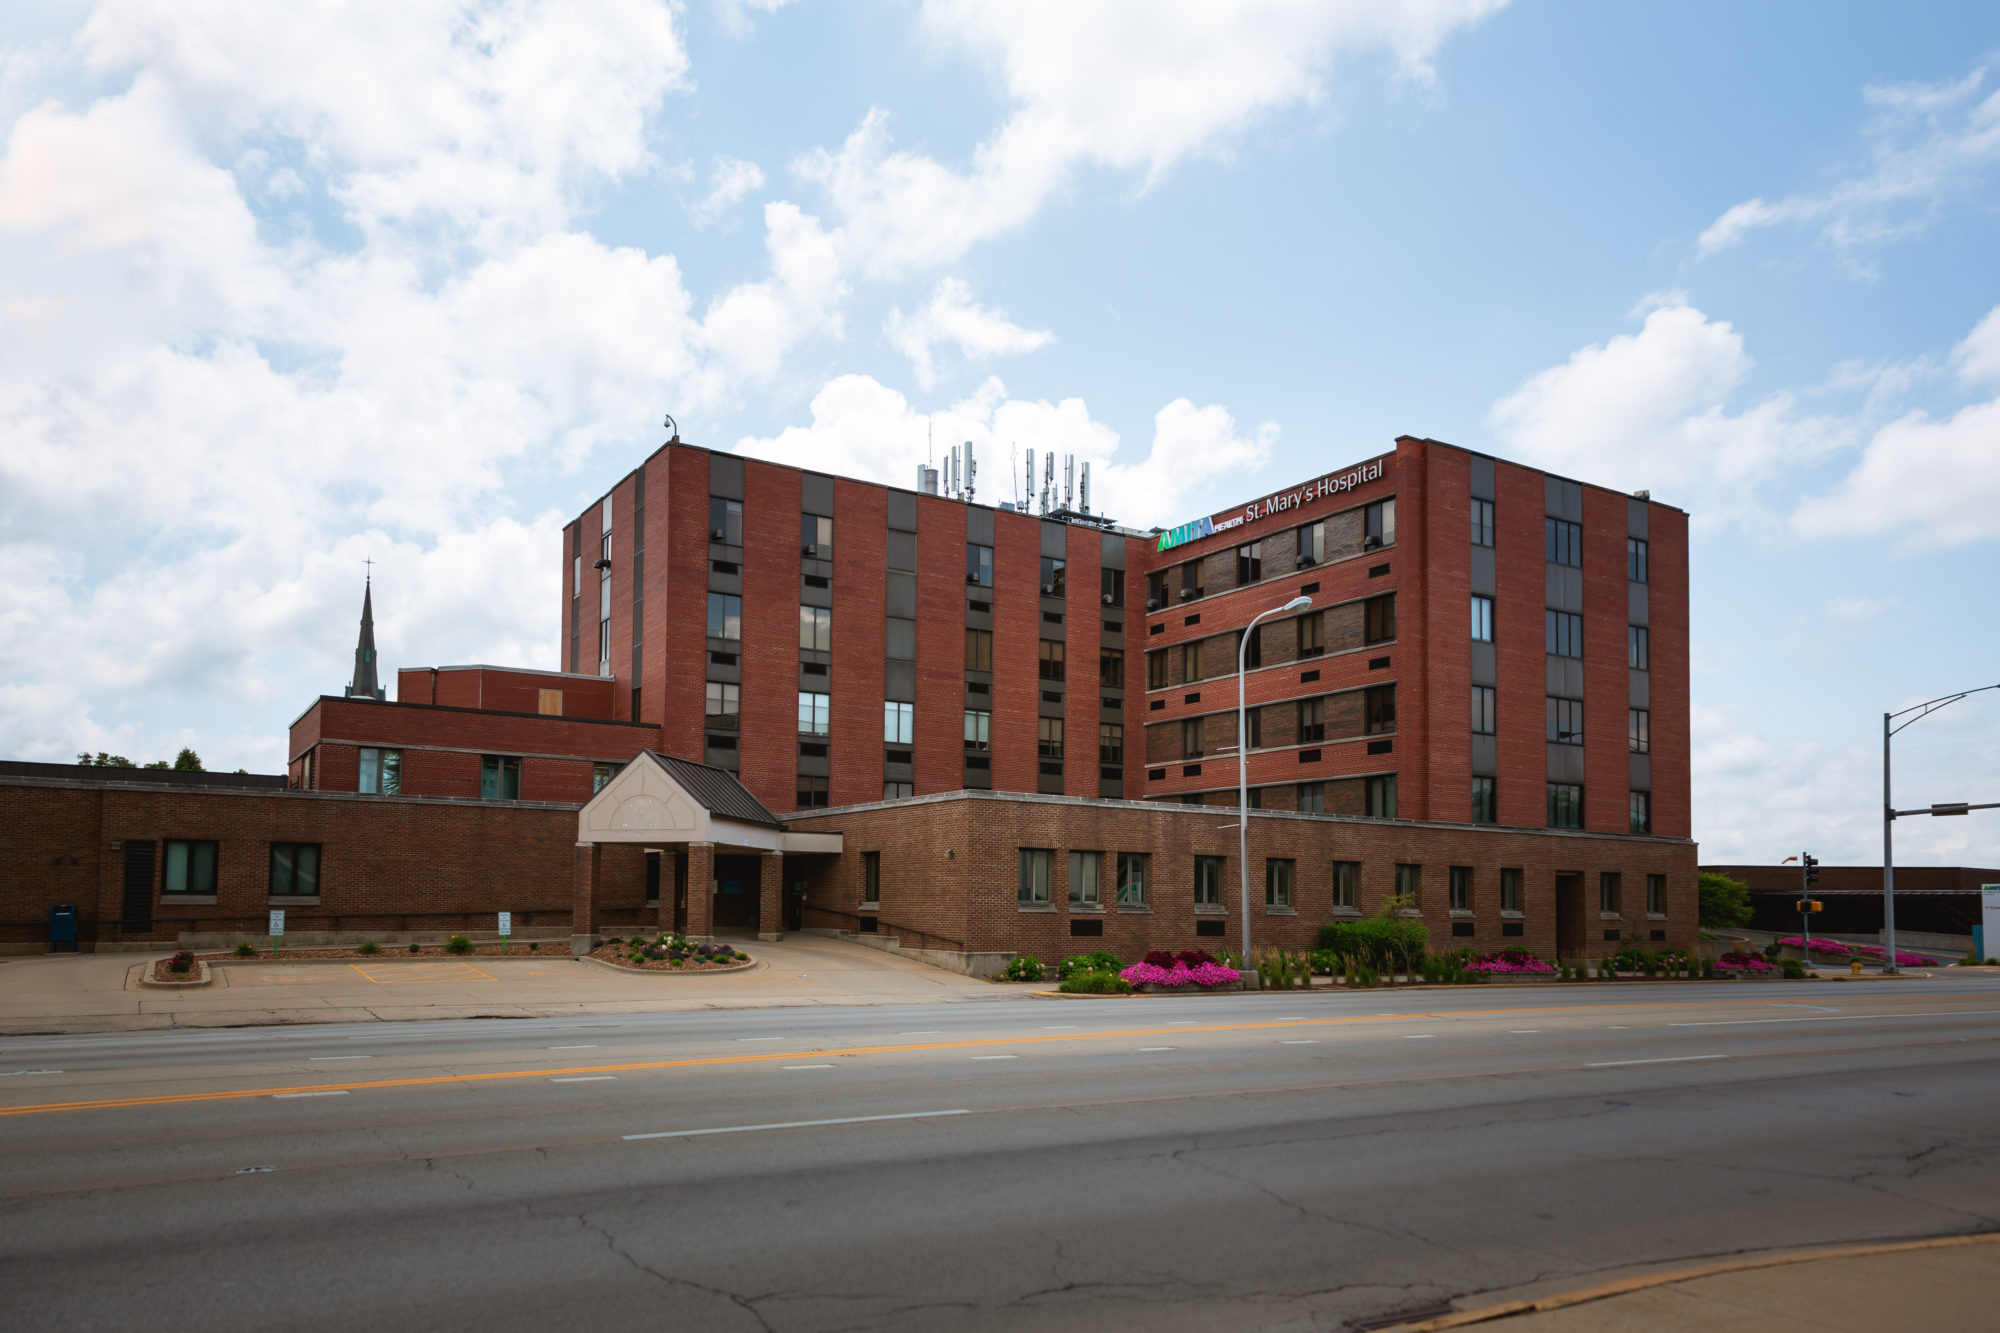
{"left": 345, "top": 569, "right": 385, "bottom": 701}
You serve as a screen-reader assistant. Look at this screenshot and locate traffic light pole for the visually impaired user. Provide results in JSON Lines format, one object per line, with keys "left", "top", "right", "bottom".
{"left": 1884, "top": 684, "right": 2000, "bottom": 975}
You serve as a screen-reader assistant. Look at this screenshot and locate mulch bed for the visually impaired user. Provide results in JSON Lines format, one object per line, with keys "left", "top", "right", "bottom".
{"left": 150, "top": 958, "right": 206, "bottom": 983}
{"left": 198, "top": 944, "right": 562, "bottom": 961}
{"left": 587, "top": 943, "right": 752, "bottom": 973}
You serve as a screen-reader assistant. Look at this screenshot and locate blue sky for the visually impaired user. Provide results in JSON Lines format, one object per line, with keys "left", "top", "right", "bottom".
{"left": 2, "top": 0, "right": 1997, "bottom": 865}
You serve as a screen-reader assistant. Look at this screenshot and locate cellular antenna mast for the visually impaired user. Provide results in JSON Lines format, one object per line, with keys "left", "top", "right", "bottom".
{"left": 964, "top": 440, "right": 976, "bottom": 504}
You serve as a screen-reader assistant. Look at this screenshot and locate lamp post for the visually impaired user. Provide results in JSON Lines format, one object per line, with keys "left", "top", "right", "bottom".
{"left": 1240, "top": 594, "right": 1314, "bottom": 969}
{"left": 1884, "top": 684, "right": 2000, "bottom": 973}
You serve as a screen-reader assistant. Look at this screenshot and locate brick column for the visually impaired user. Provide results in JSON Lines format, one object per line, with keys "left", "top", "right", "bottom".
{"left": 570, "top": 841, "right": 601, "bottom": 956}
{"left": 758, "top": 851, "right": 785, "bottom": 941}
{"left": 685, "top": 842, "right": 715, "bottom": 940}
{"left": 658, "top": 847, "right": 679, "bottom": 935}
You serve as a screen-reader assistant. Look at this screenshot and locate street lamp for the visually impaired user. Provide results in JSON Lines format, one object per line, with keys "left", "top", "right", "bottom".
{"left": 1883, "top": 684, "right": 2000, "bottom": 973}
{"left": 1240, "top": 594, "right": 1313, "bottom": 969}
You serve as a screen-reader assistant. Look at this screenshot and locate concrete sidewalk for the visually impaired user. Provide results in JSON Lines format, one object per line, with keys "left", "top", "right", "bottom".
{"left": 0, "top": 934, "right": 1015, "bottom": 1034}
{"left": 1386, "top": 1232, "right": 2000, "bottom": 1331}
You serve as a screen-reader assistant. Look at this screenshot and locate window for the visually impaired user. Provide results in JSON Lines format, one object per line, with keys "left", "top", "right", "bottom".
{"left": 1548, "top": 783, "right": 1584, "bottom": 828}
{"left": 1394, "top": 862, "right": 1421, "bottom": 908}
{"left": 883, "top": 781, "right": 913, "bottom": 800}
{"left": 1366, "top": 773, "right": 1397, "bottom": 819}
{"left": 965, "top": 628, "right": 993, "bottom": 671}
{"left": 1471, "top": 685, "right": 1496, "bottom": 735}
{"left": 1630, "top": 790, "right": 1652, "bottom": 835}
{"left": 1599, "top": 872, "right": 1621, "bottom": 914}
{"left": 480, "top": 755, "right": 521, "bottom": 800}
{"left": 269, "top": 843, "right": 321, "bottom": 897}
{"left": 1101, "top": 567, "right": 1125, "bottom": 607}
{"left": 1236, "top": 542, "right": 1262, "bottom": 585}
{"left": 1265, "top": 858, "right": 1294, "bottom": 909}
{"left": 1332, "top": 861, "right": 1359, "bottom": 910}
{"left": 1472, "top": 776, "right": 1497, "bottom": 824}
{"left": 162, "top": 840, "right": 218, "bottom": 896}
{"left": 1364, "top": 593, "right": 1396, "bottom": 644}
{"left": 1040, "top": 556, "right": 1066, "bottom": 597}
{"left": 1099, "top": 649, "right": 1124, "bottom": 688}
{"left": 1117, "top": 853, "right": 1149, "bottom": 906}
{"left": 1070, "top": 851, "right": 1102, "bottom": 905}
{"left": 966, "top": 542, "right": 994, "bottom": 587}
{"left": 1296, "top": 611, "right": 1324, "bottom": 658}
{"left": 797, "top": 775, "right": 829, "bottom": 808}
{"left": 886, "top": 618, "right": 916, "bottom": 661}
{"left": 1449, "top": 866, "right": 1472, "bottom": 912}
{"left": 1298, "top": 696, "right": 1325, "bottom": 743}
{"left": 709, "top": 496, "right": 743, "bottom": 545}
{"left": 707, "top": 593, "right": 742, "bottom": 640}
{"left": 573, "top": 553, "right": 582, "bottom": 596}
{"left": 1297, "top": 519, "right": 1325, "bottom": 567}
{"left": 705, "top": 682, "right": 739, "bottom": 729}
{"left": 964, "top": 709, "right": 991, "bottom": 750}
{"left": 862, "top": 851, "right": 880, "bottom": 904}
{"left": 1146, "top": 570, "right": 1170, "bottom": 608}
{"left": 1234, "top": 708, "right": 1261, "bottom": 752}
{"left": 1146, "top": 649, "right": 1169, "bottom": 689}
{"left": 1180, "top": 641, "right": 1202, "bottom": 682}
{"left": 1297, "top": 781, "right": 1325, "bottom": 814}
{"left": 592, "top": 762, "right": 624, "bottom": 793}
{"left": 1195, "top": 855, "right": 1225, "bottom": 907}
{"left": 1629, "top": 708, "right": 1650, "bottom": 754}
{"left": 1181, "top": 717, "right": 1204, "bottom": 759}
{"left": 1038, "top": 717, "right": 1064, "bottom": 759}
{"left": 1019, "top": 849, "right": 1054, "bottom": 905}
{"left": 1039, "top": 639, "right": 1066, "bottom": 681}
{"left": 1246, "top": 786, "right": 1264, "bottom": 810}
{"left": 1241, "top": 624, "right": 1262, "bottom": 669}
{"left": 1181, "top": 559, "right": 1203, "bottom": 599}
{"left": 1545, "top": 517, "right": 1582, "bottom": 566}
{"left": 1364, "top": 684, "right": 1396, "bottom": 734}
{"left": 1628, "top": 625, "right": 1650, "bottom": 670}
{"left": 1471, "top": 595, "right": 1494, "bottom": 643}
{"left": 1470, "top": 498, "right": 1494, "bottom": 547}
{"left": 1500, "top": 867, "right": 1523, "bottom": 913}
{"left": 1646, "top": 873, "right": 1666, "bottom": 914}
{"left": 1627, "top": 537, "right": 1648, "bottom": 583}
{"left": 884, "top": 701, "right": 913, "bottom": 745}
{"left": 797, "top": 691, "right": 831, "bottom": 736}
{"left": 1545, "top": 610, "right": 1583, "bottom": 658}
{"left": 357, "top": 746, "right": 402, "bottom": 795}
{"left": 1099, "top": 723, "right": 1124, "bottom": 765}
{"left": 1547, "top": 696, "right": 1584, "bottom": 745}
{"left": 1365, "top": 498, "right": 1396, "bottom": 549}
{"left": 801, "top": 512, "right": 833, "bottom": 559}
{"left": 798, "top": 606, "right": 832, "bottom": 652}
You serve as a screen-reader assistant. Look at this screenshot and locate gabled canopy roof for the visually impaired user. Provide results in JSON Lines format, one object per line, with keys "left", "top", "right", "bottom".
{"left": 576, "top": 750, "right": 830, "bottom": 852}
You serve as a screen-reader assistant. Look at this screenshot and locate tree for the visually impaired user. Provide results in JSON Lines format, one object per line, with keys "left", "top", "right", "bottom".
{"left": 76, "top": 752, "right": 136, "bottom": 768}
{"left": 1698, "top": 871, "right": 1753, "bottom": 930}
{"left": 172, "top": 748, "right": 204, "bottom": 772}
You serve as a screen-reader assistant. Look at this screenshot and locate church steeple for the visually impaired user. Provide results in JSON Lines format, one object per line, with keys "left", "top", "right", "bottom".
{"left": 345, "top": 570, "right": 385, "bottom": 701}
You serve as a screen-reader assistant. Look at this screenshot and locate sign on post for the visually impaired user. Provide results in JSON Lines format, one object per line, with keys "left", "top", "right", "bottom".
{"left": 268, "top": 908, "right": 284, "bottom": 957}
{"left": 1979, "top": 885, "right": 2000, "bottom": 962}
{"left": 498, "top": 911, "right": 511, "bottom": 954}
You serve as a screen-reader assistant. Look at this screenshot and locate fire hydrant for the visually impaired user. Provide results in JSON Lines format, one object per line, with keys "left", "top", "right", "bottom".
{"left": 1850, "top": 959, "right": 1863, "bottom": 975}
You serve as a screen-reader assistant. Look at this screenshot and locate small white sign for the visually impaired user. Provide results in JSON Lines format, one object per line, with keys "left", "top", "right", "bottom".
{"left": 497, "top": 912, "right": 512, "bottom": 937}
{"left": 1981, "top": 886, "right": 2000, "bottom": 956}
{"left": 268, "top": 909, "right": 285, "bottom": 937}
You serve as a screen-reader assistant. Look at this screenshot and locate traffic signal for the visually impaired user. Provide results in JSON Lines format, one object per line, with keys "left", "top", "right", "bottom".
{"left": 1794, "top": 900, "right": 1823, "bottom": 913}
{"left": 1803, "top": 854, "right": 1819, "bottom": 884}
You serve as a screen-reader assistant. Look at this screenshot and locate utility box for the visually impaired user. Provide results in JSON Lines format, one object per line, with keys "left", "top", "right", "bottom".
{"left": 48, "top": 904, "right": 78, "bottom": 953}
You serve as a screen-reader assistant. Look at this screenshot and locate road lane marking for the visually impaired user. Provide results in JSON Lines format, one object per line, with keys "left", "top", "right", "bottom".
{"left": 11, "top": 997, "right": 1991, "bottom": 1119}
{"left": 2, "top": 1070, "right": 62, "bottom": 1077}
{"left": 548, "top": 1045, "right": 598, "bottom": 1050}
{"left": 1509, "top": 1030, "right": 1541, "bottom": 1034}
{"left": 1606, "top": 1025, "right": 1629, "bottom": 1029}
{"left": 625, "top": 1109, "right": 970, "bottom": 1140}
{"left": 309, "top": 1055, "right": 370, "bottom": 1061}
{"left": 898, "top": 1030, "right": 940, "bottom": 1036}
{"left": 1281, "top": 1039, "right": 1317, "bottom": 1045}
{"left": 972, "top": 1054, "right": 1018, "bottom": 1060}
{"left": 551, "top": 1076, "right": 617, "bottom": 1083}
{"left": 1404, "top": 1034, "right": 1437, "bottom": 1040}
{"left": 1670, "top": 1010, "right": 1997, "bottom": 1028}
{"left": 1138, "top": 1047, "right": 1175, "bottom": 1052}
{"left": 272, "top": 1090, "right": 349, "bottom": 1099}
{"left": 1585, "top": 1055, "right": 1728, "bottom": 1068}
{"left": 782, "top": 1064, "right": 834, "bottom": 1070}
{"left": 736, "top": 1037, "right": 782, "bottom": 1042}
{"left": 1041, "top": 1025, "right": 1079, "bottom": 1030}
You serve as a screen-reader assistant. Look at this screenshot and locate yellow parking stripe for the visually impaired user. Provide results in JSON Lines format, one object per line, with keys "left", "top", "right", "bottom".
{"left": 347, "top": 962, "right": 496, "bottom": 985}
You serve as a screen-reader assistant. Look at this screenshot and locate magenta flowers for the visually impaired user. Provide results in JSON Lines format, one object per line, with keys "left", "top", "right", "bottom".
{"left": 1464, "top": 950, "right": 1554, "bottom": 974}
{"left": 1119, "top": 959, "right": 1242, "bottom": 988}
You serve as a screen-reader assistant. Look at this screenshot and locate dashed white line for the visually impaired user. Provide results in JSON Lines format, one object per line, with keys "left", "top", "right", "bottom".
{"left": 1280, "top": 1039, "right": 1317, "bottom": 1045}
{"left": 272, "top": 1090, "right": 348, "bottom": 1099}
{"left": 972, "top": 1054, "right": 1018, "bottom": 1061}
{"left": 1403, "top": 1034, "right": 1437, "bottom": 1040}
{"left": 548, "top": 1044, "right": 598, "bottom": 1050}
{"left": 309, "top": 1055, "right": 370, "bottom": 1061}
{"left": 625, "top": 1109, "right": 969, "bottom": 1141}
{"left": 551, "top": 1076, "right": 618, "bottom": 1083}
{"left": 898, "top": 1030, "right": 941, "bottom": 1036}
{"left": 1508, "top": 1030, "right": 1541, "bottom": 1034}
{"left": 735, "top": 1037, "right": 782, "bottom": 1043}
{"left": 2, "top": 1069, "right": 63, "bottom": 1077}
{"left": 1584, "top": 1055, "right": 1729, "bottom": 1068}
{"left": 1138, "top": 1046, "right": 1176, "bottom": 1052}
{"left": 782, "top": 1064, "right": 834, "bottom": 1070}
{"left": 1041, "top": 1025, "right": 1080, "bottom": 1030}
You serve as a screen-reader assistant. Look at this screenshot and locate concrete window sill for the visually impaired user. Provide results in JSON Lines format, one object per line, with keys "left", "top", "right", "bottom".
{"left": 1265, "top": 907, "right": 1297, "bottom": 916}
{"left": 1069, "top": 904, "right": 1106, "bottom": 913}
{"left": 1116, "top": 905, "right": 1153, "bottom": 913}
{"left": 269, "top": 897, "right": 320, "bottom": 907}
{"left": 1448, "top": 910, "right": 1474, "bottom": 918}
{"left": 1193, "top": 906, "right": 1226, "bottom": 916}
{"left": 1017, "top": 904, "right": 1057, "bottom": 913}
{"left": 159, "top": 895, "right": 217, "bottom": 906}
{"left": 858, "top": 904, "right": 879, "bottom": 912}
{"left": 1501, "top": 911, "right": 1525, "bottom": 919}
{"left": 1600, "top": 912, "right": 1624, "bottom": 921}
{"left": 1331, "top": 908, "right": 1361, "bottom": 917}
{"left": 1647, "top": 913, "right": 1667, "bottom": 921}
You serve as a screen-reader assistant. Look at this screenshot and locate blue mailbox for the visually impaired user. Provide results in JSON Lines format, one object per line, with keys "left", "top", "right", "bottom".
{"left": 48, "top": 904, "right": 79, "bottom": 953}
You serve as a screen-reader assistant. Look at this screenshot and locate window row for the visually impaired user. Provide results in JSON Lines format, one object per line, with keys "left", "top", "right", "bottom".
{"left": 1144, "top": 594, "right": 1393, "bottom": 687}
{"left": 155, "top": 840, "right": 323, "bottom": 898}
{"left": 1599, "top": 872, "right": 1669, "bottom": 914}
{"left": 1153, "top": 500, "right": 1396, "bottom": 602}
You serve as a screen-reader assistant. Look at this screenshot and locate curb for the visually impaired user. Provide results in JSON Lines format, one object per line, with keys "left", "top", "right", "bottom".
{"left": 208, "top": 951, "right": 563, "bottom": 966}
{"left": 1027, "top": 989, "right": 1148, "bottom": 1000}
{"left": 574, "top": 954, "right": 760, "bottom": 978}
{"left": 1369, "top": 1230, "right": 2000, "bottom": 1332}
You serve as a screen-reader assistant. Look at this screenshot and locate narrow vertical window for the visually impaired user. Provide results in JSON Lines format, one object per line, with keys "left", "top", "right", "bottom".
{"left": 1449, "top": 866, "right": 1472, "bottom": 912}
{"left": 1500, "top": 868, "right": 1523, "bottom": 913}
{"left": 1470, "top": 498, "right": 1494, "bottom": 547}
{"left": 1471, "top": 776, "right": 1496, "bottom": 824}
{"left": 1471, "top": 595, "right": 1494, "bottom": 643}
{"left": 862, "top": 851, "right": 881, "bottom": 904}
{"left": 1331, "top": 861, "right": 1359, "bottom": 910}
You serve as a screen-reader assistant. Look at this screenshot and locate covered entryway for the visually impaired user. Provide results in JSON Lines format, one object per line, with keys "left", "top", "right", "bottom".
{"left": 568, "top": 751, "right": 840, "bottom": 953}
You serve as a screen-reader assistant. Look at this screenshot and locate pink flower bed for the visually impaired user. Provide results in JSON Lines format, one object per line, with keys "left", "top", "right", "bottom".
{"left": 1777, "top": 936, "right": 1850, "bottom": 957}
{"left": 1465, "top": 950, "right": 1555, "bottom": 974}
{"left": 1119, "top": 960, "right": 1242, "bottom": 988}
{"left": 1716, "top": 952, "right": 1778, "bottom": 974}
{"left": 1777, "top": 938, "right": 1937, "bottom": 966}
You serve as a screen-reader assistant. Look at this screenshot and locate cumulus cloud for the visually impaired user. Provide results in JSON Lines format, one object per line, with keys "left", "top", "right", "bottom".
{"left": 799, "top": 0, "right": 1506, "bottom": 276}
{"left": 1696, "top": 59, "right": 2000, "bottom": 269}
{"left": 885, "top": 277, "right": 1052, "bottom": 389}
{"left": 733, "top": 374, "right": 1273, "bottom": 529}
{"left": 689, "top": 155, "right": 765, "bottom": 225}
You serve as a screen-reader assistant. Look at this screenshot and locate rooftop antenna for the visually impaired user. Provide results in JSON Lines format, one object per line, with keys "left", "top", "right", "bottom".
{"left": 1042, "top": 452, "right": 1054, "bottom": 516}
{"left": 1025, "top": 449, "right": 1036, "bottom": 513}
{"left": 1079, "top": 462, "right": 1090, "bottom": 515}
{"left": 1010, "top": 443, "right": 1019, "bottom": 507}
{"left": 1064, "top": 454, "right": 1074, "bottom": 510}
{"left": 964, "top": 440, "right": 976, "bottom": 504}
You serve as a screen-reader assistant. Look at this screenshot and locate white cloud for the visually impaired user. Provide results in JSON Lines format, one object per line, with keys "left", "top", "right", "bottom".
{"left": 1953, "top": 304, "right": 2000, "bottom": 385}
{"left": 1488, "top": 301, "right": 1846, "bottom": 519}
{"left": 1696, "top": 59, "right": 2000, "bottom": 268}
{"left": 689, "top": 155, "right": 765, "bottom": 225}
{"left": 799, "top": 0, "right": 1506, "bottom": 276}
{"left": 1791, "top": 397, "right": 2000, "bottom": 550}
{"left": 733, "top": 374, "right": 1273, "bottom": 529}
{"left": 1827, "top": 595, "right": 1895, "bottom": 621}
{"left": 885, "top": 277, "right": 1052, "bottom": 389}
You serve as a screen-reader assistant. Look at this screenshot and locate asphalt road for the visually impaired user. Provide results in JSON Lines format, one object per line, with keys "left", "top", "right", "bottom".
{"left": 3, "top": 979, "right": 1998, "bottom": 1331}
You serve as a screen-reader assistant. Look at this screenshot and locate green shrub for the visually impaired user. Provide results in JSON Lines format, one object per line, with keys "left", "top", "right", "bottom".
{"left": 444, "top": 934, "right": 473, "bottom": 956}
{"left": 1698, "top": 871, "right": 1754, "bottom": 929}
{"left": 356, "top": 940, "right": 381, "bottom": 956}
{"left": 1256, "top": 949, "right": 1312, "bottom": 990}
{"left": 1346, "top": 963, "right": 1378, "bottom": 988}
{"left": 1057, "top": 970, "right": 1134, "bottom": 994}
{"left": 1779, "top": 957, "right": 1807, "bottom": 979}
{"left": 234, "top": 941, "right": 256, "bottom": 958}
{"left": 168, "top": 950, "right": 195, "bottom": 974}
{"left": 1057, "top": 950, "right": 1122, "bottom": 981}
{"left": 1308, "top": 948, "right": 1338, "bottom": 976}
{"left": 1001, "top": 955, "right": 1047, "bottom": 982}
